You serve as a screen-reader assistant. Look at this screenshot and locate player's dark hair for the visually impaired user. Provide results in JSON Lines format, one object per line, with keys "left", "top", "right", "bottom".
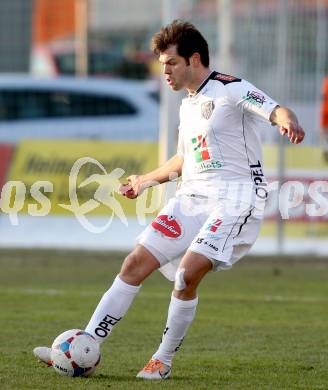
{"left": 151, "top": 20, "right": 210, "bottom": 67}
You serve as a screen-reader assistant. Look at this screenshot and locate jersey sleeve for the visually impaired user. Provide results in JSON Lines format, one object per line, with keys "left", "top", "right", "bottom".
{"left": 226, "top": 79, "right": 278, "bottom": 122}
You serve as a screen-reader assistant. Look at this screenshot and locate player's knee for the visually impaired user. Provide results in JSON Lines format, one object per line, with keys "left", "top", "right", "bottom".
{"left": 119, "top": 252, "right": 144, "bottom": 285}
{"left": 174, "top": 267, "right": 187, "bottom": 291}
{"left": 119, "top": 247, "right": 159, "bottom": 285}
{"left": 174, "top": 268, "right": 197, "bottom": 298}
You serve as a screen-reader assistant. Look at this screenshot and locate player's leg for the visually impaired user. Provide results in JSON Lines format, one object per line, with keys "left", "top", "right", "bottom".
{"left": 84, "top": 195, "right": 201, "bottom": 345}
{"left": 34, "top": 195, "right": 199, "bottom": 367}
{"left": 158, "top": 201, "right": 261, "bottom": 368}
{"left": 137, "top": 199, "right": 263, "bottom": 379}
{"left": 33, "top": 244, "right": 160, "bottom": 365}
{"left": 85, "top": 195, "right": 203, "bottom": 345}
{"left": 137, "top": 250, "right": 212, "bottom": 379}
{"left": 84, "top": 244, "right": 160, "bottom": 342}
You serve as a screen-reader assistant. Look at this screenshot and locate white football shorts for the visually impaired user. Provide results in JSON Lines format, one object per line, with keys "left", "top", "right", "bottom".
{"left": 137, "top": 194, "right": 263, "bottom": 281}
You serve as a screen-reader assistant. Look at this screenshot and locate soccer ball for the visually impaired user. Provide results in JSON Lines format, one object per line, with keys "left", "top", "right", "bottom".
{"left": 51, "top": 329, "right": 100, "bottom": 377}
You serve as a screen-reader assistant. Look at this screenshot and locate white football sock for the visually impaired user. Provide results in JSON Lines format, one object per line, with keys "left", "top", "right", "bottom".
{"left": 85, "top": 275, "right": 140, "bottom": 343}
{"left": 152, "top": 294, "right": 198, "bottom": 366}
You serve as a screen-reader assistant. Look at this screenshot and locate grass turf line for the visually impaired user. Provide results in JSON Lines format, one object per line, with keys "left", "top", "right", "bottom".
{"left": 0, "top": 249, "right": 327, "bottom": 389}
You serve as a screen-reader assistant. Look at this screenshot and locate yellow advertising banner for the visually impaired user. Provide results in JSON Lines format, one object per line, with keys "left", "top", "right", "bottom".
{"left": 263, "top": 144, "right": 328, "bottom": 170}
{"left": 4, "top": 141, "right": 328, "bottom": 239}
{"left": 6, "top": 140, "right": 160, "bottom": 216}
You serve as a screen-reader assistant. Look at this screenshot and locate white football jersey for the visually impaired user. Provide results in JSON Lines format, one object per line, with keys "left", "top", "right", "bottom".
{"left": 176, "top": 71, "right": 278, "bottom": 203}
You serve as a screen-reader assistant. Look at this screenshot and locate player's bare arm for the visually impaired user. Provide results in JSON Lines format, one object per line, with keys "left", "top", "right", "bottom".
{"left": 119, "top": 153, "right": 184, "bottom": 199}
{"left": 270, "top": 106, "right": 305, "bottom": 144}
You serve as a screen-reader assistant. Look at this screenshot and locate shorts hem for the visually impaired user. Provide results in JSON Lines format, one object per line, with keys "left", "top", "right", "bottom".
{"left": 188, "top": 248, "right": 232, "bottom": 272}
{"left": 137, "top": 240, "right": 169, "bottom": 268}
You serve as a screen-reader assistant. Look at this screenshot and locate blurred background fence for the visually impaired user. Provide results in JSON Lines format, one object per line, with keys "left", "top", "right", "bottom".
{"left": 1, "top": 1, "right": 327, "bottom": 116}
{"left": 0, "top": 0, "right": 327, "bottom": 255}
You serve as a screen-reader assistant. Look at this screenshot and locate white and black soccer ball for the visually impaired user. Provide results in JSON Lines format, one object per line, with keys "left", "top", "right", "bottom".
{"left": 51, "top": 329, "right": 100, "bottom": 377}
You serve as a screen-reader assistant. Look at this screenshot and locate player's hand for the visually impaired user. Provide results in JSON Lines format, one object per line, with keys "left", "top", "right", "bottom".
{"left": 279, "top": 122, "right": 305, "bottom": 144}
{"left": 119, "top": 175, "right": 144, "bottom": 199}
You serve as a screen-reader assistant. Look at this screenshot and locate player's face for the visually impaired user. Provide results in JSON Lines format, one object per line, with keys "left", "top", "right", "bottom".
{"left": 159, "top": 45, "right": 192, "bottom": 91}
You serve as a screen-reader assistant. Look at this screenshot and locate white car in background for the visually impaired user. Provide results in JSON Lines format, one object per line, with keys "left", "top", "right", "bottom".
{"left": 0, "top": 75, "right": 159, "bottom": 143}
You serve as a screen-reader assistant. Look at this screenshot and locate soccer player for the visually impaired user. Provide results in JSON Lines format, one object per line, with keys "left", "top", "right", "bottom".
{"left": 34, "top": 20, "right": 305, "bottom": 379}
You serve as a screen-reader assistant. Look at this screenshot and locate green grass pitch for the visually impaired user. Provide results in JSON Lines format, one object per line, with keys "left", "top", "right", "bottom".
{"left": 0, "top": 249, "right": 328, "bottom": 389}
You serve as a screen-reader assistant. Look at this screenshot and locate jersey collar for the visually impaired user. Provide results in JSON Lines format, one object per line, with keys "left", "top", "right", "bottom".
{"left": 188, "top": 71, "right": 216, "bottom": 98}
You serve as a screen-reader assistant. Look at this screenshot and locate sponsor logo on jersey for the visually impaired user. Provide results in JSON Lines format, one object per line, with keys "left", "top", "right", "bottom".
{"left": 192, "top": 134, "right": 223, "bottom": 172}
{"left": 195, "top": 160, "right": 223, "bottom": 172}
{"left": 244, "top": 90, "right": 266, "bottom": 107}
{"left": 192, "top": 135, "right": 211, "bottom": 162}
{"left": 201, "top": 100, "right": 215, "bottom": 120}
{"left": 249, "top": 160, "right": 268, "bottom": 199}
{"left": 152, "top": 214, "right": 182, "bottom": 238}
{"left": 215, "top": 73, "right": 237, "bottom": 82}
{"left": 212, "top": 72, "right": 241, "bottom": 85}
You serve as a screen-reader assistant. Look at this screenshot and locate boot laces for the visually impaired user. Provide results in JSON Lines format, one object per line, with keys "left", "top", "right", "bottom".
{"left": 143, "top": 359, "right": 164, "bottom": 373}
